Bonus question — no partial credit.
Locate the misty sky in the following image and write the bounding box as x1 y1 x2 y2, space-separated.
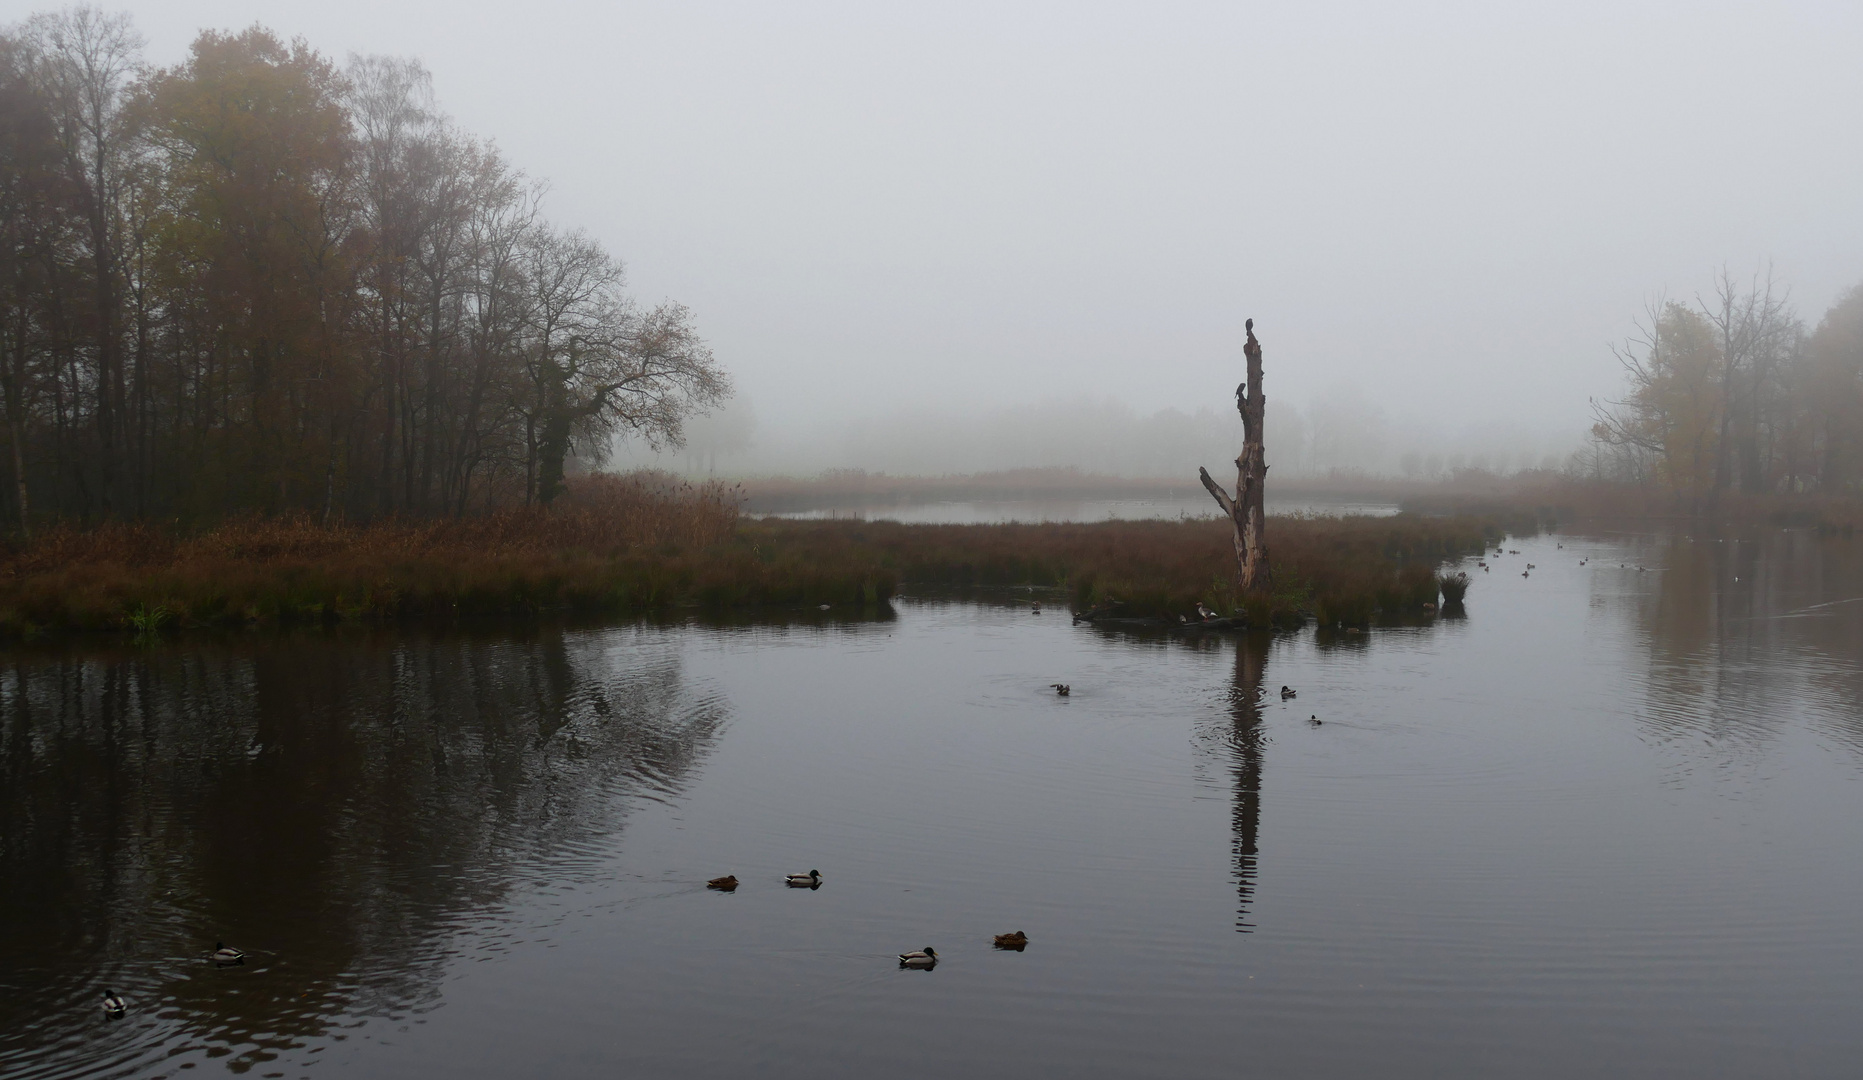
15 1 1863 458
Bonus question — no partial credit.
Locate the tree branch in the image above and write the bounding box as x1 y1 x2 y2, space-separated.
1198 466 1236 516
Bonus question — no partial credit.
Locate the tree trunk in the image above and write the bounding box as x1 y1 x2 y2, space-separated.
1199 318 1270 595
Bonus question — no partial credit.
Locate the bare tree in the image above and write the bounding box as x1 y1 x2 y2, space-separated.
26 6 142 514
1699 268 1799 513
1199 318 1269 594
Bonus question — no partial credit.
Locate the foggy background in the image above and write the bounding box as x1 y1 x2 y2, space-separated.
40 0 1863 477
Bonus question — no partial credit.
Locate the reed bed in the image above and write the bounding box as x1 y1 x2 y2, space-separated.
0 475 1500 634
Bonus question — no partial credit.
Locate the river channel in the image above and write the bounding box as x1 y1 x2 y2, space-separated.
3 524 1861 1078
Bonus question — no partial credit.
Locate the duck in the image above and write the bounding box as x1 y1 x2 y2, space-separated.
1280 686 1296 700
102 989 127 1017
1051 683 1070 697
212 942 246 966
898 947 938 968
1521 571 1529 578
706 875 739 891
1196 602 1217 621
785 870 822 888
993 931 1029 950
1309 715 1322 726
1031 600 1042 614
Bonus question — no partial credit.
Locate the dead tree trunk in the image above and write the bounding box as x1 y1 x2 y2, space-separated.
1199 318 1270 594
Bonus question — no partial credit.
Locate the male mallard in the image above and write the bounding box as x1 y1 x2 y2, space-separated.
993 931 1028 950
102 989 127 1017
898 947 938 968
1280 686 1296 700
1051 684 1070 697
707 875 739 891
213 942 246 966
785 870 822 888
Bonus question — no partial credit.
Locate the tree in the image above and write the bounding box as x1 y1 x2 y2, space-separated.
1802 286 1863 493
0 12 728 526
26 6 141 514
1199 318 1269 594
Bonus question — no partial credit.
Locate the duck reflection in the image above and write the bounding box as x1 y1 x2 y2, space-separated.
0 624 727 1077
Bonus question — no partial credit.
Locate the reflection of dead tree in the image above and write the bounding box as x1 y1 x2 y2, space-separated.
1229 631 1270 931
1200 319 1271 594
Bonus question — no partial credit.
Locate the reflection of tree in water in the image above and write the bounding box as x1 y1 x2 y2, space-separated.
0 625 726 1076
1227 632 1271 932
1632 529 1863 759
1192 631 1271 933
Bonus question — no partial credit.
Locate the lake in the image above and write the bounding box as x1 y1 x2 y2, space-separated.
4 523 1861 1078
766 493 1399 523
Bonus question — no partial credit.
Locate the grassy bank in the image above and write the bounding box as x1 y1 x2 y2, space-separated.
1403 477 1863 532
0 474 1501 635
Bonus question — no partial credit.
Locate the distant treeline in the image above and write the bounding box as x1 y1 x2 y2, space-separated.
0 10 726 529
1588 271 1863 503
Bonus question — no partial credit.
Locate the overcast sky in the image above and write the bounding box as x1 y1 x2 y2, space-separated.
11 0 1861 452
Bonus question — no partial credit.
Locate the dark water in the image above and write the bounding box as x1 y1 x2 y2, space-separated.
4 526 1862 1078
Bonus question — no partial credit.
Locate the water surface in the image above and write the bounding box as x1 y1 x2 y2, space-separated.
767 492 1398 523
4 525 1861 1078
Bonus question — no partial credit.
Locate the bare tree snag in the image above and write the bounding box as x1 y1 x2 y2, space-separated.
1199 318 1270 595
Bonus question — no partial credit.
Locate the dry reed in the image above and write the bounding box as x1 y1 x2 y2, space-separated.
0 473 1500 634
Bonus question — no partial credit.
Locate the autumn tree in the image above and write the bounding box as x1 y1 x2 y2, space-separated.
0 9 728 529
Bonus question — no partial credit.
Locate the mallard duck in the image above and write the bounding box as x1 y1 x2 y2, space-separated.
1309 715 1322 726
706 875 739 890
102 989 127 1017
1051 684 1070 696
213 942 246 966
993 931 1028 950
785 870 822 888
1031 600 1042 614
1280 686 1296 700
898 947 938 968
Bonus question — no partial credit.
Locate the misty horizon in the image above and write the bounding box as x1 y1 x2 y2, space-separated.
60 0 1863 476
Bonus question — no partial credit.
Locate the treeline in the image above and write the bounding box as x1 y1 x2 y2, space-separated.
1588 270 1863 504
0 8 725 530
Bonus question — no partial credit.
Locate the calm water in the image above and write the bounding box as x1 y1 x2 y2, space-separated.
4 525 1862 1078
768 493 1399 523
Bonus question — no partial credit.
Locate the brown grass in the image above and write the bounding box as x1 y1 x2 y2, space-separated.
1404 476 1863 532
0 472 1501 635
732 512 1498 627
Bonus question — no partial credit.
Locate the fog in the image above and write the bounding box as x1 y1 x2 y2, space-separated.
54 0 1863 476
